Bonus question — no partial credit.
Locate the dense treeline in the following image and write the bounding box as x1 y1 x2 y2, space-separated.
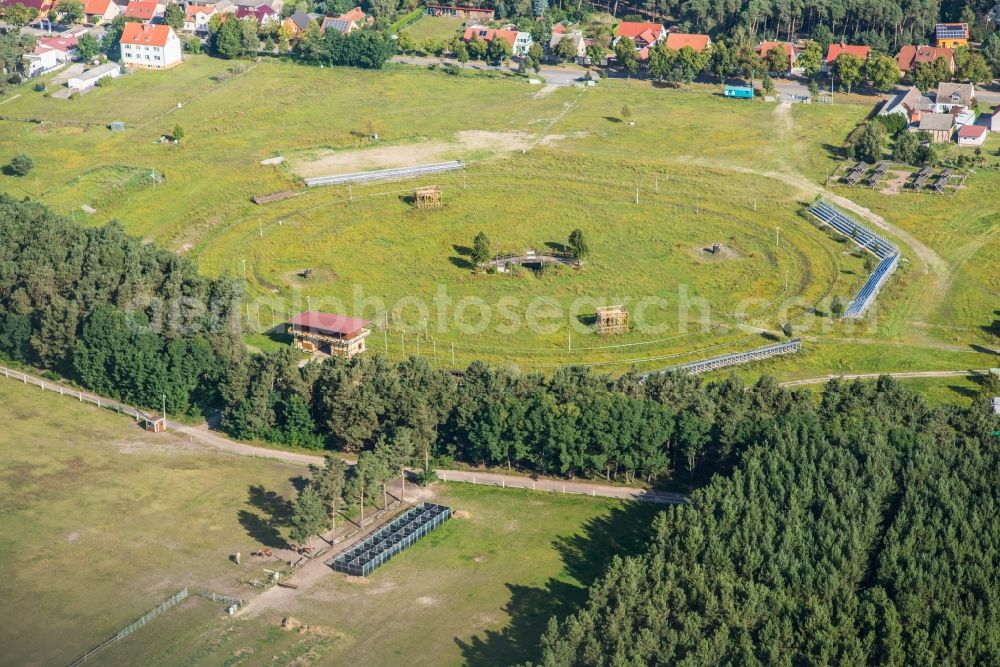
537 377 1000 665
0 196 814 483
0 195 242 413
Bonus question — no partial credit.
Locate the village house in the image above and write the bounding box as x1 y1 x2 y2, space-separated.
426 4 494 21
183 5 216 34
119 23 182 69
321 16 358 34
549 30 587 64
233 0 282 14
935 22 969 49
823 42 870 73
234 3 277 24
123 0 162 22
935 81 975 109
758 41 796 75
288 311 370 358
918 112 955 143
896 45 954 74
879 85 933 125
283 11 320 37
67 62 122 90
613 22 667 53
664 32 711 53
1 0 56 19
990 107 1000 133
83 0 120 24
25 31 81 77
957 124 988 147
462 25 533 57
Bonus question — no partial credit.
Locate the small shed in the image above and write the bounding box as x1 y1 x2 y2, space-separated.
143 416 166 433
596 305 628 335
109 120 125 132
724 85 754 99
957 124 988 147
67 62 122 91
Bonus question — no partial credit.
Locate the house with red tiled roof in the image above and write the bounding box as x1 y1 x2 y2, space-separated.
120 22 182 69
896 45 954 74
288 311 371 357
462 25 533 56
183 4 215 34
123 0 161 22
758 41 795 74
1 0 55 18
235 4 278 24
823 42 870 72
337 6 369 23
614 21 666 50
83 0 119 23
664 32 711 53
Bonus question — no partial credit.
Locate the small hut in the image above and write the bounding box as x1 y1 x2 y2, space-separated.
596 305 628 335
414 185 441 209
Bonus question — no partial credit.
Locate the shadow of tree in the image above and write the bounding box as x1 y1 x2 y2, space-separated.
239 484 294 548
455 501 662 666
451 244 475 270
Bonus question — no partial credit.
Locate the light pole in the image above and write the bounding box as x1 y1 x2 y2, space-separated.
775 227 781 247
240 258 247 280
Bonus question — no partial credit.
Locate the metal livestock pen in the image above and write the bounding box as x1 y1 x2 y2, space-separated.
331 503 452 577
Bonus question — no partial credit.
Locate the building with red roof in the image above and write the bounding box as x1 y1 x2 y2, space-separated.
614 21 666 50
120 23 182 69
462 25 533 56
1 0 55 18
957 123 987 147
758 41 795 74
664 32 711 53
896 45 954 73
83 0 120 24
123 0 160 22
824 42 870 64
288 311 371 357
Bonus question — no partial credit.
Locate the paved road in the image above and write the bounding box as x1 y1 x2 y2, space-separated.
780 369 991 387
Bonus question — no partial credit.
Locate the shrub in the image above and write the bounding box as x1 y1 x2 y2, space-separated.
8 153 34 177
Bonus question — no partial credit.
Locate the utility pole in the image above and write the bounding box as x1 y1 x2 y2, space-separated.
240 258 247 280
162 394 166 424
401 333 405 356
635 185 639 205
307 296 312 311
568 331 572 351
258 219 263 239
775 227 781 247
451 342 455 366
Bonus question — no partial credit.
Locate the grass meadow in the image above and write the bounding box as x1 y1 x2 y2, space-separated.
0 56 996 379
0 379 658 666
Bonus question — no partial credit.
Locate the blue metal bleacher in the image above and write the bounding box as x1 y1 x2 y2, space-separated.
808 200 900 318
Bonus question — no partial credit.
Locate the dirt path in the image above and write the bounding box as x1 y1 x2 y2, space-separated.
780 368 991 387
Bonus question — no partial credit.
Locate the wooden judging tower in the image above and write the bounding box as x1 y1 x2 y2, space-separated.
414 185 441 209
288 311 371 358
596 305 628 335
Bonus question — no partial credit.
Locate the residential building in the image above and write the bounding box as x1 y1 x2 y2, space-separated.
823 42 870 72
758 41 796 75
119 23 182 69
426 4 494 21
321 16 358 35
935 22 969 49
614 22 667 51
990 107 1000 132
462 25 533 57
83 0 120 24
896 45 955 73
183 5 215 34
918 112 955 143
288 311 370 358
123 0 161 22
24 45 63 77
936 81 975 109
664 32 711 53
234 3 277 24
283 11 320 36
1 0 56 19
233 0 282 13
549 30 587 64
337 6 369 24
67 62 122 90
957 124 988 147
879 85 933 124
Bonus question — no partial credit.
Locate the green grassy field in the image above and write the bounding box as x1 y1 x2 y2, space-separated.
405 15 466 43
0 56 996 376
0 378 658 666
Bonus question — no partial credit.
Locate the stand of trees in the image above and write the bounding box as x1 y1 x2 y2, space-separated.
539 376 1000 665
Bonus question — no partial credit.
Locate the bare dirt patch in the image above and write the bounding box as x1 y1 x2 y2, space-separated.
452 509 471 519
288 131 572 178
690 243 741 262
880 170 910 195
66 531 81 542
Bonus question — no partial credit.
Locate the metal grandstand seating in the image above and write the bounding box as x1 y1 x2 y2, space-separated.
866 162 888 188
910 167 932 189
808 200 900 318
304 162 465 187
331 503 451 577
